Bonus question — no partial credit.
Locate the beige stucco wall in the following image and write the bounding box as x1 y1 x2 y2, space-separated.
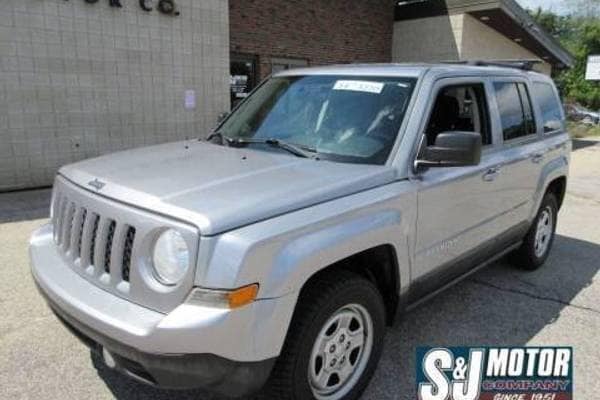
460 14 552 75
392 13 552 75
392 14 463 63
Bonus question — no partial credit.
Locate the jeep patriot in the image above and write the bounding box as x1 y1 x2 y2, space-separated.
30 63 570 400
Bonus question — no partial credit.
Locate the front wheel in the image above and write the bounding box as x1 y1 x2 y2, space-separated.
266 270 386 400
511 193 558 270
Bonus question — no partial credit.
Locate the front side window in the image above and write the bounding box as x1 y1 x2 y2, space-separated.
425 83 491 146
494 82 537 141
533 82 564 133
217 75 417 164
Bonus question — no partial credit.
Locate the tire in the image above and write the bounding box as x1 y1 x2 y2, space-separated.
511 193 558 270
265 270 386 400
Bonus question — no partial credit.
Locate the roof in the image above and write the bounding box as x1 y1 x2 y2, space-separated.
394 0 574 69
274 62 553 80
275 63 425 78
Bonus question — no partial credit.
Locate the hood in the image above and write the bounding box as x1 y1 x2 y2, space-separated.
59 140 398 235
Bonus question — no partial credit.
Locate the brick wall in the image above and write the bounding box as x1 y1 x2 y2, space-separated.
229 0 395 79
0 0 230 191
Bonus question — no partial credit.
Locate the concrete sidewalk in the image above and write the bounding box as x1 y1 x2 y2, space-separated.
1 140 599 399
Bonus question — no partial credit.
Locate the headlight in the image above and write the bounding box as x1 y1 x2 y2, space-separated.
152 229 190 286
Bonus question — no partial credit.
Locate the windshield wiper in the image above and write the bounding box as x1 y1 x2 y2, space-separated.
206 131 234 143
206 133 319 159
228 137 319 159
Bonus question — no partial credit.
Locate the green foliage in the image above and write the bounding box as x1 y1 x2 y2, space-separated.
530 7 600 110
558 22 600 109
531 8 572 38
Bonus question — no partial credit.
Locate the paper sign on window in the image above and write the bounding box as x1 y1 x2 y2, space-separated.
333 80 384 94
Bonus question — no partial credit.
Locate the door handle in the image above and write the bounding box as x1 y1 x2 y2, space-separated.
531 153 544 164
483 167 500 182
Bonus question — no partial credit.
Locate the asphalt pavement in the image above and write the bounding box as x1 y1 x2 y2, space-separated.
1 139 599 399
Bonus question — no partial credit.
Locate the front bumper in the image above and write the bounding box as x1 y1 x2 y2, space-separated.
30 224 295 396
43 288 275 396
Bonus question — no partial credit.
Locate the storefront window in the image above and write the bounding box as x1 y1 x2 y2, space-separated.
230 54 258 108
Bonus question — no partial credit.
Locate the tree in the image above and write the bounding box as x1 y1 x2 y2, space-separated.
530 8 600 109
531 8 570 38
558 21 600 109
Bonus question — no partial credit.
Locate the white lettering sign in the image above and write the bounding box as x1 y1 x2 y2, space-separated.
585 55 600 80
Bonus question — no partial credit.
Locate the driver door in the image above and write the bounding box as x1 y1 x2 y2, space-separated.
410 78 514 300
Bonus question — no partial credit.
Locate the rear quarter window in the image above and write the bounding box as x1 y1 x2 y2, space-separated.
533 82 564 133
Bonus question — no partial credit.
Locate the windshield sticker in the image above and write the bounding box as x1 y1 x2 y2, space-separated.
333 80 384 94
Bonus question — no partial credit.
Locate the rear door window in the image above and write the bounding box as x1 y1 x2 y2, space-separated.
533 82 564 133
494 82 537 141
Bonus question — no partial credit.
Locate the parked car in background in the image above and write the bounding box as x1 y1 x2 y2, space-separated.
565 103 600 124
30 62 570 400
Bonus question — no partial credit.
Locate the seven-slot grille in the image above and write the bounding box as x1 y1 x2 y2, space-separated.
48 176 198 313
52 192 136 284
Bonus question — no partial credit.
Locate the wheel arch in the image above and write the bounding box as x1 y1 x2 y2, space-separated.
531 154 568 221
545 176 567 209
298 244 401 326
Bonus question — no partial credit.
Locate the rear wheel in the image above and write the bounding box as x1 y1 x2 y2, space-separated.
266 270 386 400
511 193 558 270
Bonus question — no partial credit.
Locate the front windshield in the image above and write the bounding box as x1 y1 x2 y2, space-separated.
216 75 417 164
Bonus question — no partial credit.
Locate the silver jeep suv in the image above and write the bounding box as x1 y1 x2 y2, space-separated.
30 63 570 399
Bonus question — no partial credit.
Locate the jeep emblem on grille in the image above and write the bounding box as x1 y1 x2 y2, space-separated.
88 179 106 191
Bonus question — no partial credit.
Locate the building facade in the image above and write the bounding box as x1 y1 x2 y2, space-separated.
1 0 230 191
0 0 573 191
392 0 574 76
227 0 395 105
393 13 553 75
229 0 395 79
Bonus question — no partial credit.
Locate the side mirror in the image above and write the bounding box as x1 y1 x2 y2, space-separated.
416 131 482 168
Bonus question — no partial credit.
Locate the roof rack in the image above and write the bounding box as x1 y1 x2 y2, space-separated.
442 59 543 71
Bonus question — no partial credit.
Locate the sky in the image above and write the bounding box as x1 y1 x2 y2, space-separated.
515 0 571 14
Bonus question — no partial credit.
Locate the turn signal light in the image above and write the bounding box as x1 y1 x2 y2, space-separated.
185 284 259 309
227 284 259 309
